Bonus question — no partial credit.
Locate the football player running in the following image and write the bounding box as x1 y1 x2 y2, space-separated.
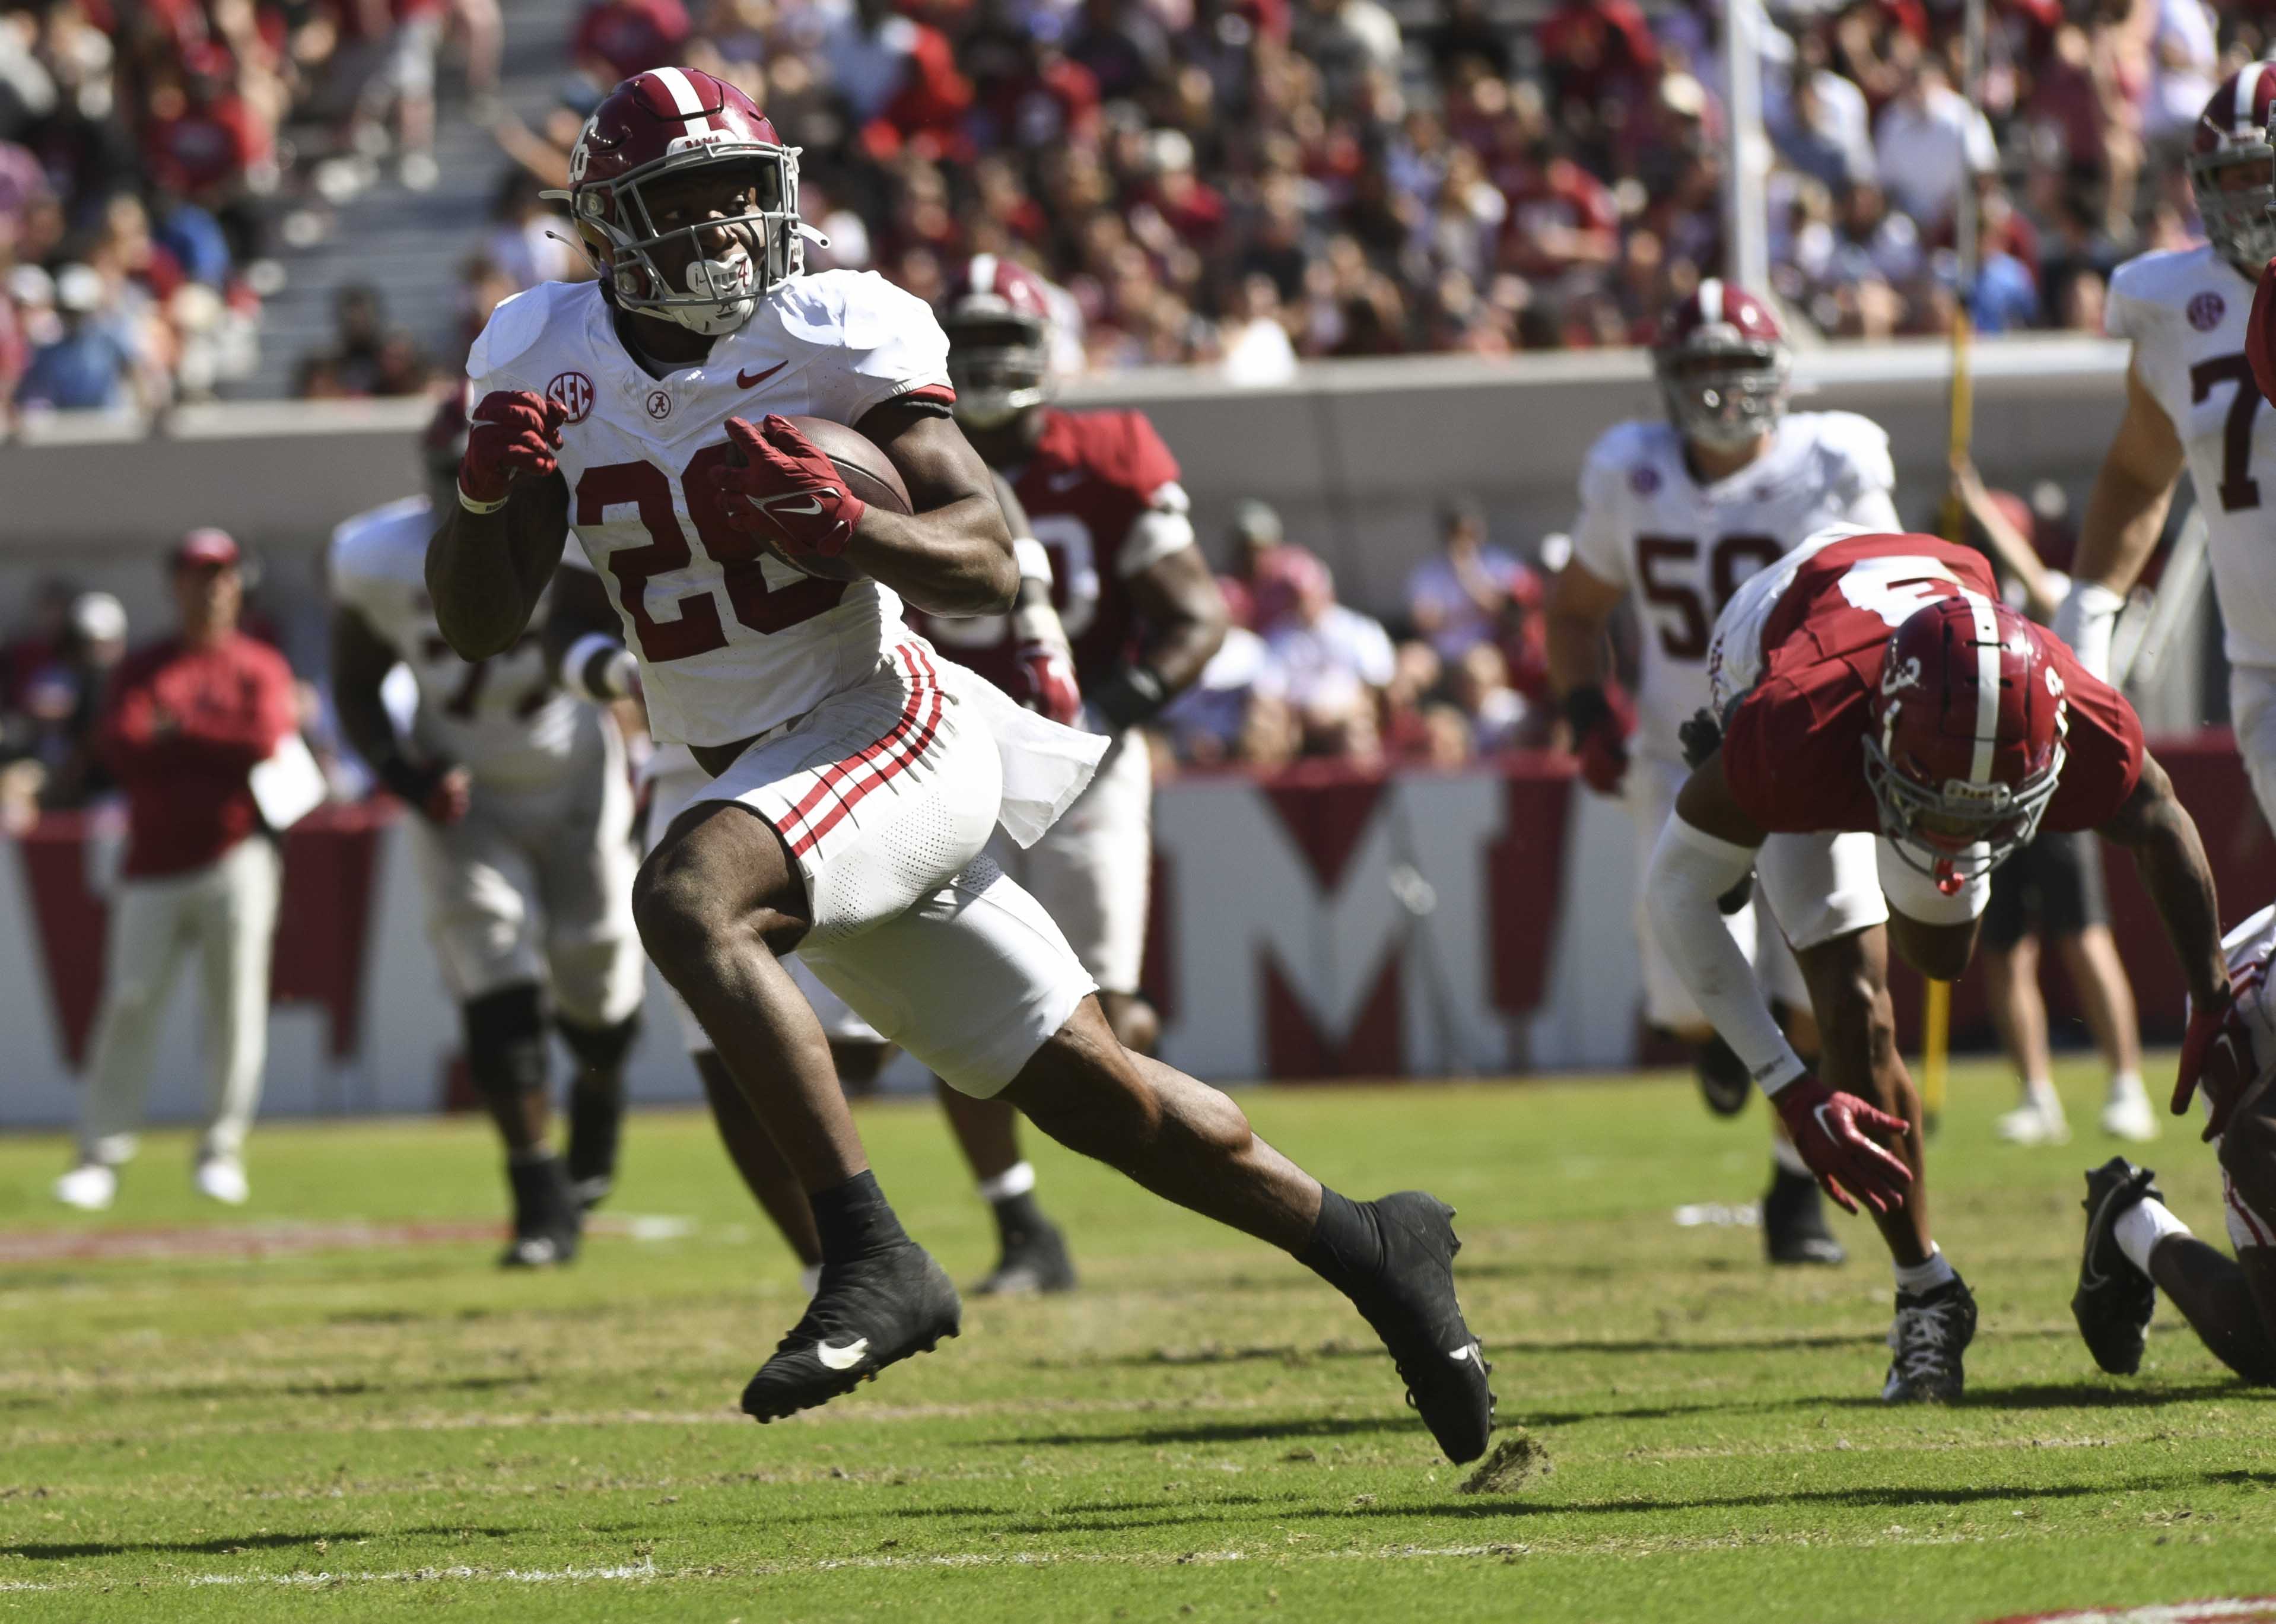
905 253 1231 1264
1645 527 2232 1401
331 390 646 1267
2070 902 2276 1387
424 68 1493 1461
2059 72 2276 955
1547 281 1899 1269
554 469 1089 1298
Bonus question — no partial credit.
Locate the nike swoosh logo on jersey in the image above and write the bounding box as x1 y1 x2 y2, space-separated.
815 1337 870 1371
738 361 788 389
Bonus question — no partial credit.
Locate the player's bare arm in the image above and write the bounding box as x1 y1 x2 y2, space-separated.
1544 560 1624 694
2096 751 2232 1010
843 402 1019 615
1120 538 1228 704
2061 361 2183 667
427 460 571 659
330 599 470 825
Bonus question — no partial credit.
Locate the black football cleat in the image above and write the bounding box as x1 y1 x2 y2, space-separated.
1339 1192 1496 1464
972 1197 1077 1296
1881 1275 1977 1403
565 1086 624 1213
500 1155 581 1269
1763 1166 1846 1267
2072 1157 2161 1375
1694 1034 1752 1118
742 1241 962 1422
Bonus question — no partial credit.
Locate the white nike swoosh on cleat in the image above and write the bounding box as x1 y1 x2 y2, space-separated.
815 1337 870 1371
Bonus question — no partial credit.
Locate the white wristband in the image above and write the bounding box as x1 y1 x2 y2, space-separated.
563 632 636 703
1012 535 1052 584
457 480 508 516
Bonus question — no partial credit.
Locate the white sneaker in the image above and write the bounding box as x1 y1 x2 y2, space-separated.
1996 1098 2071 1146
2102 1082 2160 1143
53 1162 117 1210
193 1156 249 1205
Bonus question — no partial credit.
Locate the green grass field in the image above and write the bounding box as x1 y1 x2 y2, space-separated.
3 1059 2273 1623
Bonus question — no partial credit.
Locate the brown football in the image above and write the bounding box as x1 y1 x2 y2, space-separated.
759 415 912 582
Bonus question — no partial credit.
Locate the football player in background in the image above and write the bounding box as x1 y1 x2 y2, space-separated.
2070 902 2276 1387
908 255 1229 1063
2059 70 2276 845
331 392 646 1267
1547 281 1899 1267
1645 528 2232 1401
555 466 1091 1298
427 69 1494 1462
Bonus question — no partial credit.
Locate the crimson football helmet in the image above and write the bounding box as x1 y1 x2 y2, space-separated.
546 67 811 337
2191 64 2276 276
1863 594 2070 881
1653 279 1790 452
937 253 1058 431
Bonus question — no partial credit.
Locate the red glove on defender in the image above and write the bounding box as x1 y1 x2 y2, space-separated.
1772 1073 1914 1215
1012 638 1083 726
1562 683 1634 796
459 391 565 509
2174 988 2248 1142
711 415 867 559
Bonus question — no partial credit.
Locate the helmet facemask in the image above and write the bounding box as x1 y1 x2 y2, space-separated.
2192 136 2276 277
1861 718 2067 885
551 143 804 338
1656 336 1789 452
944 313 1051 431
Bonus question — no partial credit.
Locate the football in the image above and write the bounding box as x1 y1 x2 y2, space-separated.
760 415 912 582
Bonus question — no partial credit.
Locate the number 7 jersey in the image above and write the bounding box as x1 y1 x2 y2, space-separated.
2108 242 2276 669
1569 409 1899 761
466 270 955 749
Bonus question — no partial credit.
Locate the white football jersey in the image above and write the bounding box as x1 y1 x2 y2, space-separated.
2221 901 2276 1090
466 270 953 747
330 494 590 792
1570 410 1900 758
2109 244 2276 669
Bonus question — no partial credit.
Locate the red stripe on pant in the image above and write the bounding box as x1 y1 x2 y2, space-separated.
779 648 945 859
2229 1175 2275 1247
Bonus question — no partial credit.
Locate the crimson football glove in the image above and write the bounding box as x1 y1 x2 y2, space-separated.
1563 682 1633 796
2174 987 2248 1142
1012 638 1083 726
709 415 866 559
1771 1072 1914 1216
459 390 565 510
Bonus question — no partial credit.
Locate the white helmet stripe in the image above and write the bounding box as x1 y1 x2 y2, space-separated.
650 66 713 135
1699 278 1724 323
1963 590 2001 784
968 252 999 300
2239 62 2268 133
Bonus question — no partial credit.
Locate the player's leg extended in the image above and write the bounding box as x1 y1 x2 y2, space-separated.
632 800 869 1193
807 860 1495 1463
2060 927 2149 1136
696 1048 823 1277
1982 931 2070 1144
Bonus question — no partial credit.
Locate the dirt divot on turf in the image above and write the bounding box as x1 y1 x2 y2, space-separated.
1458 1431 1551 1494
0 1215 686 1264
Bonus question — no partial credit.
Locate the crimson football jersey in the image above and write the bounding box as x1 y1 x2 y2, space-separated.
1716 533 2145 836
913 408 1192 698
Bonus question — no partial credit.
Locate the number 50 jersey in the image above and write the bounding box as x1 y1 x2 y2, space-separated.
1569 409 1898 761
2109 243 2276 669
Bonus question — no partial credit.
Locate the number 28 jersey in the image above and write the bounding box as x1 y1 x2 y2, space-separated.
466 271 955 749
2108 243 2276 669
1569 410 1898 761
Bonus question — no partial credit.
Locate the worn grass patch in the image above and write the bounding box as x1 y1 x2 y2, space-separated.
2 1061 2273 1622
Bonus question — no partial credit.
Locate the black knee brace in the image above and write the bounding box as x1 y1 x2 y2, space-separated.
462 984 549 1101
557 1010 642 1076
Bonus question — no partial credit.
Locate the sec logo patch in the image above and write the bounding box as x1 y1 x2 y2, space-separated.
546 370 594 425
646 389 673 421
2188 290 2226 331
1630 465 1661 495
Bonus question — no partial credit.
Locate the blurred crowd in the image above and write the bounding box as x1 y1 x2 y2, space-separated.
438 0 2261 384
0 0 500 416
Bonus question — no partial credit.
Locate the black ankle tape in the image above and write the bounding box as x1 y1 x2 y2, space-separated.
810 1169 907 1262
1300 1187 1385 1296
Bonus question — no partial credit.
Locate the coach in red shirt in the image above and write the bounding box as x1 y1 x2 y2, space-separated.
54 529 298 1213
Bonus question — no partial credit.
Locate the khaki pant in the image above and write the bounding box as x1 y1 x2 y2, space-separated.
80 835 282 1165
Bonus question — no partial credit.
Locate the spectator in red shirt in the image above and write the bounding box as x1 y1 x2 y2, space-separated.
53 529 299 1215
